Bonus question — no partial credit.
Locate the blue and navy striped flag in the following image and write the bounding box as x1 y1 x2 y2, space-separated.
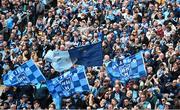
2 59 46 86
46 65 90 97
105 52 147 83
44 42 103 72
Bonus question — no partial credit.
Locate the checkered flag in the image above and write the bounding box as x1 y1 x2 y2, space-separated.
46 65 90 97
106 52 147 83
2 59 46 86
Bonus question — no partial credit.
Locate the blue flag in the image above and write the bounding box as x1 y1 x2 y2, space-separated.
69 42 103 66
2 59 46 86
106 52 147 83
44 42 103 72
46 65 90 97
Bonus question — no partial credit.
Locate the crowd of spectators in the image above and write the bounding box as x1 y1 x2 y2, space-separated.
0 0 180 109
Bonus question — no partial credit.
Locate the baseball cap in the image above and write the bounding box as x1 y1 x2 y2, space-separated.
7 94 13 97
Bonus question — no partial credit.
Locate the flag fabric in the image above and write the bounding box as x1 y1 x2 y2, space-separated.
105 52 147 83
46 65 90 97
44 42 103 72
45 50 78 72
51 93 62 110
2 59 46 86
69 42 103 66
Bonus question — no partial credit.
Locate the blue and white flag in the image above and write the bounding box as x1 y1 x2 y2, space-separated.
44 50 77 72
44 42 103 72
106 52 147 83
46 65 90 97
2 59 46 86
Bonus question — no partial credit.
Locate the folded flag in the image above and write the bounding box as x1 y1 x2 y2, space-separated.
46 65 90 97
105 52 147 83
44 42 103 72
2 59 46 86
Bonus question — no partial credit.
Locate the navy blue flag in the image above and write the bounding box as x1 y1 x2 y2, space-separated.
69 42 103 66
46 65 90 97
106 52 147 83
44 42 103 72
2 59 46 86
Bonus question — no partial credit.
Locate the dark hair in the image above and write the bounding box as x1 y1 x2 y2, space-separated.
33 100 40 105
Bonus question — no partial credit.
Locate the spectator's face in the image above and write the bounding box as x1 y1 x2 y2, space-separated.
23 97 28 101
133 84 138 89
3 103 9 109
108 87 112 94
1 1 6 7
34 102 40 109
0 14 5 20
126 90 132 98
114 84 120 92
3 41 7 47
104 55 110 62
115 38 120 44
111 99 117 106
47 27 52 33
172 80 177 86
27 103 32 109
103 80 109 87
10 104 17 110
10 33 15 39
49 104 55 110
115 80 120 85
48 12 52 17
124 99 129 106
7 96 13 101
28 22 32 27
140 94 146 102
0 35 3 41
87 73 92 79
173 63 178 70
104 92 109 99
108 104 113 110
159 53 164 59
35 0 39 3
147 67 153 74
100 99 106 107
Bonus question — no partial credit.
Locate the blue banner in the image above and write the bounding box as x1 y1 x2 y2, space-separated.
2 59 46 86
44 42 103 72
106 52 147 83
46 65 90 97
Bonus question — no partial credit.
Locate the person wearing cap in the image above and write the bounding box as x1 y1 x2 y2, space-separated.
97 77 111 99
17 94 29 109
5 94 16 106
